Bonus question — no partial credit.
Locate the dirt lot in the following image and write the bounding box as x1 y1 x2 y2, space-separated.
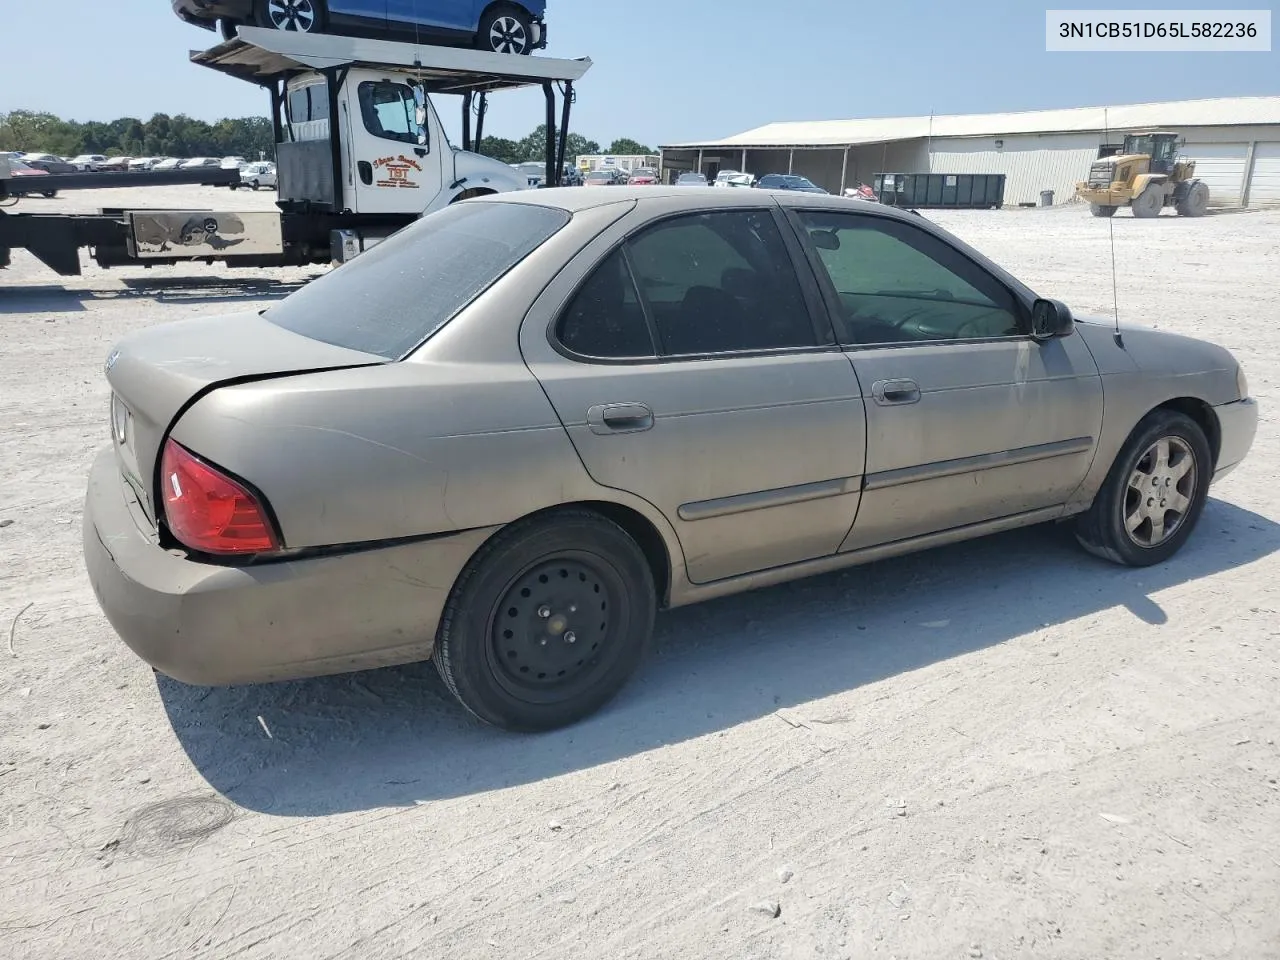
2 188 1278 960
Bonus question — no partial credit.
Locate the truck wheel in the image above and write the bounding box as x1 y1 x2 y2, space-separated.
477 4 533 54
434 509 656 732
1131 185 1163 218
1176 181 1209 217
1074 410 1212 568
255 0 324 32
1090 203 1117 217
219 18 238 41
42 191 58 199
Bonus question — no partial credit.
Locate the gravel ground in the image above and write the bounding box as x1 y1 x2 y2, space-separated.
1 189 1278 960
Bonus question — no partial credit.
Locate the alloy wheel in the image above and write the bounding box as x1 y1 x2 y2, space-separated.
1123 436 1197 547
488 16 528 54
266 0 317 32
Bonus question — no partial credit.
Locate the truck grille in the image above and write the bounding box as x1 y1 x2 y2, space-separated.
1087 163 1113 188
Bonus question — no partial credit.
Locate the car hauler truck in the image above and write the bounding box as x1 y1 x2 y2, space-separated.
0 27 590 276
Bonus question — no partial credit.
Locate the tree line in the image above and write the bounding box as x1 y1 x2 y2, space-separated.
1 110 276 160
1 109 653 164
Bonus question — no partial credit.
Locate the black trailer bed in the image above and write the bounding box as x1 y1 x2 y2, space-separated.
0 166 240 199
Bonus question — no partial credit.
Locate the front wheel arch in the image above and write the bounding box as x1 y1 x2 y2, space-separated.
1153 397 1220 470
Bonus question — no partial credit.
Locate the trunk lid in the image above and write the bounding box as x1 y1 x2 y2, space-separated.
105 310 384 526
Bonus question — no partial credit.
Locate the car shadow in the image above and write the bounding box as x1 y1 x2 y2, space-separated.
0 276 315 314
156 498 1279 816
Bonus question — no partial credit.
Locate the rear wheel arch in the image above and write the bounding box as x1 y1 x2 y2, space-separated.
457 500 675 608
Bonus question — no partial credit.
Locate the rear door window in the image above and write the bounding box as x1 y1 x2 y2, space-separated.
264 201 570 359
623 210 817 355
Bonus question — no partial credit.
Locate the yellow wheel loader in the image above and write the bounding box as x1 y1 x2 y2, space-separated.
1075 132 1209 219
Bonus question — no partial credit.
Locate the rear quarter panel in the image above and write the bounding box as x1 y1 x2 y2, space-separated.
170 200 684 564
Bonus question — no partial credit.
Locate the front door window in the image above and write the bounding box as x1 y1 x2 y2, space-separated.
357 80 427 149
793 210 1025 345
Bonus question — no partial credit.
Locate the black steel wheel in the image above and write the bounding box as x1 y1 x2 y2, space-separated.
435 510 656 732
1090 203 1117 218
477 4 533 55
255 0 325 32
1075 409 1212 567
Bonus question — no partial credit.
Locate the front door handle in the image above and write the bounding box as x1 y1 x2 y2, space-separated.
871 378 921 406
587 402 654 435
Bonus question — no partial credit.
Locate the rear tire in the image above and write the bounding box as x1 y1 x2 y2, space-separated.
41 190 58 198
1131 185 1164 218
219 18 238 41
434 510 656 732
1176 181 1209 217
1074 410 1212 567
255 0 325 32
1090 203 1117 218
476 4 534 55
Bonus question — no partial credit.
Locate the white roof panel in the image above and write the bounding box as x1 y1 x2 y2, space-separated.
663 96 1280 149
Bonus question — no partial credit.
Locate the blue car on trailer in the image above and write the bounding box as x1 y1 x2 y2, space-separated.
171 0 548 54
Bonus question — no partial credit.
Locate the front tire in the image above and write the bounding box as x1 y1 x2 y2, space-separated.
1131 185 1164 218
1074 410 1212 567
255 0 324 32
1090 203 1117 218
435 510 657 732
477 4 534 55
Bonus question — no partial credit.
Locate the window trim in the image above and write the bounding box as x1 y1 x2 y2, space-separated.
783 207 1034 351
548 206 839 366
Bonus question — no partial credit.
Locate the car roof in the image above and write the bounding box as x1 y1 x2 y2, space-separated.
480 184 927 224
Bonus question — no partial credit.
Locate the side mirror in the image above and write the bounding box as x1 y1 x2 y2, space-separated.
1031 298 1074 340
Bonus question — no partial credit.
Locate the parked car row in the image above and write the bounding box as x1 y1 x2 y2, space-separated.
583 166 661 186
0 152 278 192
0 151 266 174
672 170 832 193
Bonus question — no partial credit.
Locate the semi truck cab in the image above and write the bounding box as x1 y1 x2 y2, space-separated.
280 67 525 217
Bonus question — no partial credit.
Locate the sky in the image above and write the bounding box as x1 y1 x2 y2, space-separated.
1 0 1276 148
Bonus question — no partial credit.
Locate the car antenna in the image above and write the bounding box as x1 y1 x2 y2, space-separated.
1104 107 1124 348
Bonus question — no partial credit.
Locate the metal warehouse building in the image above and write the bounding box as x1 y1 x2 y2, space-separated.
660 96 1280 208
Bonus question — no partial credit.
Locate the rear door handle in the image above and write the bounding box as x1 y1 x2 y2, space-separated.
587 402 654 435
871 378 921 406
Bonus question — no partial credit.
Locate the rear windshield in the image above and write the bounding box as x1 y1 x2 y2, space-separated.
264 201 570 359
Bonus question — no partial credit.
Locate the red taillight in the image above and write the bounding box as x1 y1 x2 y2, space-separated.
159 439 279 555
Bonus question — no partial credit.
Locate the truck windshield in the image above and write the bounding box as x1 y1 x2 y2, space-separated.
263 201 571 360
